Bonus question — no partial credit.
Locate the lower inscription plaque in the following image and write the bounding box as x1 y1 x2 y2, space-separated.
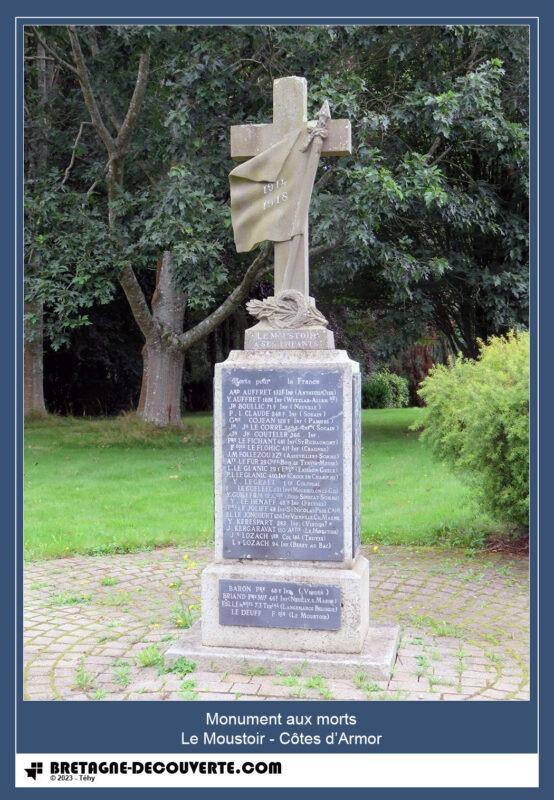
219 579 341 630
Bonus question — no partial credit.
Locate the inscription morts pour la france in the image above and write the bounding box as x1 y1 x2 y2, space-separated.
222 368 344 561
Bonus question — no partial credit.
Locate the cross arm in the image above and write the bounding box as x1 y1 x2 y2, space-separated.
230 123 273 161
230 119 352 161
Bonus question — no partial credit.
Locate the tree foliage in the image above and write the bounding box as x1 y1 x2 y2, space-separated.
24 174 116 348
24 24 529 403
306 25 529 358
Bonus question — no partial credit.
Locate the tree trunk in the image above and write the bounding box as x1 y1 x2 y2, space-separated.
139 341 184 426
24 42 51 417
137 252 186 426
24 301 46 416
136 343 149 415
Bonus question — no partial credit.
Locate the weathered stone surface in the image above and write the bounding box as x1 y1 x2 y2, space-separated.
167 618 399 681
201 556 369 653
244 323 334 350
230 77 351 162
230 76 352 296
214 349 360 566
352 372 361 557
219 578 342 630
230 118 352 161
246 290 328 329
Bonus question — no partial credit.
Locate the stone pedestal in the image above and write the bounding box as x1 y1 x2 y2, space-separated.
201 555 369 653
167 332 399 681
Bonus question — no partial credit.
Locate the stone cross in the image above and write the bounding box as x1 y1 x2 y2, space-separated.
230 76 351 296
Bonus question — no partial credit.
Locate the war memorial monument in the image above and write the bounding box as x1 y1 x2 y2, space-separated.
167 76 400 680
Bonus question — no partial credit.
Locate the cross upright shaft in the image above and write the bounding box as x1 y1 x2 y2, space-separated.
272 77 308 295
230 76 351 296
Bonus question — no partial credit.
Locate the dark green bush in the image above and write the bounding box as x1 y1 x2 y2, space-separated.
362 370 410 409
362 372 391 408
385 371 410 408
418 331 529 532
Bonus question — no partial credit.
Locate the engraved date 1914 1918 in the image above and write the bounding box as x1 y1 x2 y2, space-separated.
263 179 288 210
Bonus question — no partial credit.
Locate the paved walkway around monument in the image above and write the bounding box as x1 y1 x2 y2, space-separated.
24 545 529 702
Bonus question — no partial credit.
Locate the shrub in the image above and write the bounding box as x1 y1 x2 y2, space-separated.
418 331 529 532
386 371 410 408
362 370 410 409
362 372 390 408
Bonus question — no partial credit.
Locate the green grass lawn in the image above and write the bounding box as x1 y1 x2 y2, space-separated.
24 409 496 560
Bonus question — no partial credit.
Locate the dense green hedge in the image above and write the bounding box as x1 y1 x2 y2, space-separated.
418 331 529 532
361 370 410 409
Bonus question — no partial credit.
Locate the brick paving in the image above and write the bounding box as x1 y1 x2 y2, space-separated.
24 545 529 702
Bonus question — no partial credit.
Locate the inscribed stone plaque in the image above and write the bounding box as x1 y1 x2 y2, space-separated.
352 372 361 556
219 579 341 630
222 368 343 561
245 326 334 351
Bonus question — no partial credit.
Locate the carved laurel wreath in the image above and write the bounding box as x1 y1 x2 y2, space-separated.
246 290 328 329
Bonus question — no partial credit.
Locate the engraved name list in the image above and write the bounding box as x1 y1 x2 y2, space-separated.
222 368 344 561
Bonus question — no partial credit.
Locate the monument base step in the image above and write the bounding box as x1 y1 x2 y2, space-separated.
165 621 400 682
